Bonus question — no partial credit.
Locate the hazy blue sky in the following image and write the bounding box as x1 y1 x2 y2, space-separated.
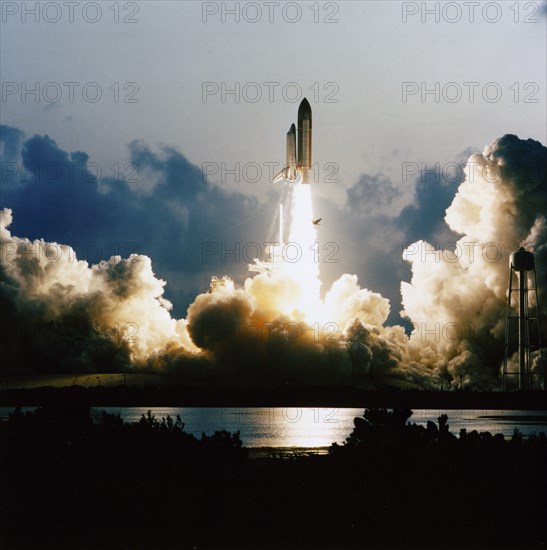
1 0 546 322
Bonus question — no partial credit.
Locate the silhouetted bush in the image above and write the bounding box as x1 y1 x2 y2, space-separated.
0 405 246 472
330 408 545 462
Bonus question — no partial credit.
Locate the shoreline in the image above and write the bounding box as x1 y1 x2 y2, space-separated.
246 446 330 459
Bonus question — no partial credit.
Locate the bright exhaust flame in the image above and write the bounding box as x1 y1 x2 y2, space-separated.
247 182 326 324
279 184 322 322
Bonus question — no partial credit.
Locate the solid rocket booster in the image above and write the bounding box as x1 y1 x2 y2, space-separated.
285 123 297 181
273 98 312 184
297 98 312 184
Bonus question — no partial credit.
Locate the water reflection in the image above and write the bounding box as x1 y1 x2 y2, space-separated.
1 407 545 447
91 407 547 447
269 407 358 447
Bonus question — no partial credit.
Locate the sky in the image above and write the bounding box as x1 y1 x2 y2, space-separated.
1 1 546 387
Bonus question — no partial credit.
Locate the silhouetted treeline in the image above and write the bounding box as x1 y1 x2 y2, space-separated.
1 407 546 549
331 407 546 457
1 384 547 408
1 405 246 468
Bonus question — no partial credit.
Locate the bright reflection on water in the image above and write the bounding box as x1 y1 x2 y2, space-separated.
92 408 547 447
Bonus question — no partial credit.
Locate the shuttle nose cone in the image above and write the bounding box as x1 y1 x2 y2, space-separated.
298 98 311 119
299 97 311 110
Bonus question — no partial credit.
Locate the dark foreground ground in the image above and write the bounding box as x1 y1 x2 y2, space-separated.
1 407 546 550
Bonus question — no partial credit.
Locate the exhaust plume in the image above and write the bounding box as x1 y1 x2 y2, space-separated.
1 134 545 389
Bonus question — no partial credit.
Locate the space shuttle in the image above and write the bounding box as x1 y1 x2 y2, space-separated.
273 98 312 184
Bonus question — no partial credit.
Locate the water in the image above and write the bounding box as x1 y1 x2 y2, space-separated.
3 407 544 448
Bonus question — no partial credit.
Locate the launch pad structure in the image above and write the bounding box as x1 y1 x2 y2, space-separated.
502 247 545 390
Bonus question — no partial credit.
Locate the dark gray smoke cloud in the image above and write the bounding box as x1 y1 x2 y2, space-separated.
0 125 275 318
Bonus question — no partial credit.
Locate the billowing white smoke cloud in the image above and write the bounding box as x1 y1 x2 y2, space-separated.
0 203 413 385
1 134 545 389
0 208 196 373
401 135 547 389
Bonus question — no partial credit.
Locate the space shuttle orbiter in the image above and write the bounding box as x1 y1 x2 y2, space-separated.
273 98 312 184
